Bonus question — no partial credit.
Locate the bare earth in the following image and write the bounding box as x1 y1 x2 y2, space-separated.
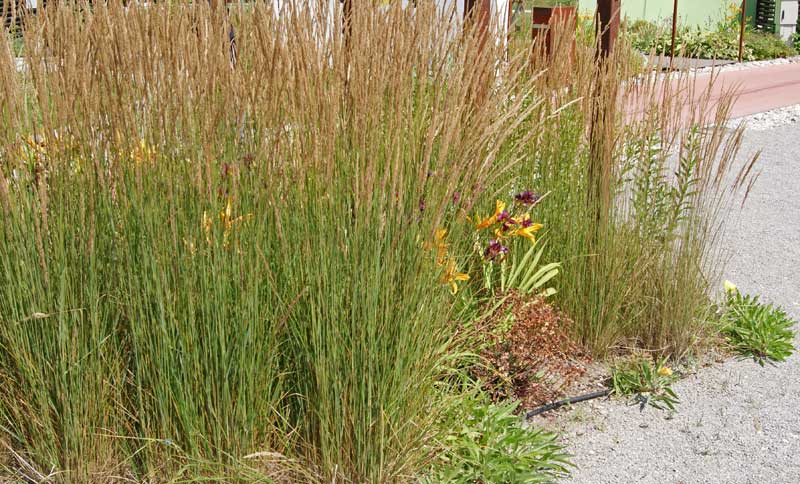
556 121 800 484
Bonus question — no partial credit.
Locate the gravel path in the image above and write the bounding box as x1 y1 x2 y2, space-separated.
691 56 800 75
657 56 800 81
727 104 800 131
556 120 800 484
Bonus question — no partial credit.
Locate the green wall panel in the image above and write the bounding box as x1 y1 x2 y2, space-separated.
577 0 760 29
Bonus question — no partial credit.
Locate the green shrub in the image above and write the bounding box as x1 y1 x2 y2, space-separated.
627 19 664 53
720 289 796 365
611 357 680 411
626 2 795 60
425 392 571 484
795 10 800 52
746 32 796 59
629 23 794 61
632 26 749 60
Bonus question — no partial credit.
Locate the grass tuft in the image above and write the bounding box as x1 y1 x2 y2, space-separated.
721 292 796 366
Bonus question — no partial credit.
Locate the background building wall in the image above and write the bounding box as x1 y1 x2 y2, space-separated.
577 0 755 29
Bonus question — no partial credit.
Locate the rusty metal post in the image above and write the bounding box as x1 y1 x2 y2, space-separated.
465 0 491 45
342 0 353 53
464 0 492 105
341 0 354 123
739 0 748 62
589 0 620 247
670 0 679 69
597 0 621 58
505 0 515 60
478 0 491 46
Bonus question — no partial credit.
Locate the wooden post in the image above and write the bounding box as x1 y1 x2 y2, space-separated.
597 0 620 58
209 0 237 67
342 0 353 53
465 0 491 43
670 0 679 69
739 0 748 62
341 0 354 123
464 0 492 105
507 0 514 57
588 0 620 246
478 0 491 52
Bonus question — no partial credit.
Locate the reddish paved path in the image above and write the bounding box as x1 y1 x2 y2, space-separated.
706 62 800 119
625 62 800 126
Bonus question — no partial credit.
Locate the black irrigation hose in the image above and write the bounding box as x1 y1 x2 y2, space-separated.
525 389 612 419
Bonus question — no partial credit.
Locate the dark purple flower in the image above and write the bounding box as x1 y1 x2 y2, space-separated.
496 211 518 232
241 153 255 170
515 191 541 206
452 191 461 205
496 211 514 224
484 239 509 260
521 218 533 228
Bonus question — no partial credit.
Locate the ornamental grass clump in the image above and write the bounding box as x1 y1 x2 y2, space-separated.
502 22 758 355
0 1 551 482
0 1 761 481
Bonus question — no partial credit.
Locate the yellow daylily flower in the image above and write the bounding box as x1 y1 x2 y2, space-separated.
426 228 470 294
657 367 673 377
434 228 450 265
222 199 233 225
202 210 214 245
203 199 253 249
509 223 544 243
474 200 506 230
424 228 451 265
723 280 738 295
20 135 47 160
131 139 157 165
220 199 254 249
512 213 531 225
184 238 197 257
442 259 470 295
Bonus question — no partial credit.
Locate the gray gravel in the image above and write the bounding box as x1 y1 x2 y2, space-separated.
727 104 800 132
656 56 800 81
694 56 800 74
556 122 800 484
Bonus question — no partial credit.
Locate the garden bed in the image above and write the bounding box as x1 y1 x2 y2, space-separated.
1 2 789 483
